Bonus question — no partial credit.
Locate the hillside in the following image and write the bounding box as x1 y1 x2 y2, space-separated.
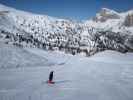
0 4 133 56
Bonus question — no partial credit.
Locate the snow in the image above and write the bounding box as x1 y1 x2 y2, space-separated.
85 8 133 35
89 50 133 64
0 43 54 68
0 43 133 100
0 3 133 56
100 8 119 15
0 4 133 100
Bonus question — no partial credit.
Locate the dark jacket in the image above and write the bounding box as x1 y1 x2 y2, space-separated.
49 71 54 81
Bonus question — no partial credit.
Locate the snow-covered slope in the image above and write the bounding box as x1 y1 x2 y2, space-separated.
0 4 133 56
0 43 133 100
0 43 54 68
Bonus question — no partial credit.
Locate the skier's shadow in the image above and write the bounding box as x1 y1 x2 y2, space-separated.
55 80 71 84
41 80 71 85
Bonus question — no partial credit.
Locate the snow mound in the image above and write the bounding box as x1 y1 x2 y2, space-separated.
90 50 133 64
0 43 54 68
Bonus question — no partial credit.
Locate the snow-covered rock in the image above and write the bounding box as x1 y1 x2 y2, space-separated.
93 8 120 22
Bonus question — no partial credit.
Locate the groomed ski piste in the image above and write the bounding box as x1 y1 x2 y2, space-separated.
0 43 133 100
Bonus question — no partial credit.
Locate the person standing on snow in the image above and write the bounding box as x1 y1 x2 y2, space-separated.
48 71 54 84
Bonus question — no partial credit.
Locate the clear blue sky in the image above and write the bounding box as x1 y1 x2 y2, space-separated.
0 0 132 20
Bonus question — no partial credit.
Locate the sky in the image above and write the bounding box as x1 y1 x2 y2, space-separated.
0 0 132 20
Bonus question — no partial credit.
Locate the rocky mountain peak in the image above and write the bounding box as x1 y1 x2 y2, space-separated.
93 8 120 22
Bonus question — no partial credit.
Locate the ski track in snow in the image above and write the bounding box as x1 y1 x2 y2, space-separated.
0 45 133 100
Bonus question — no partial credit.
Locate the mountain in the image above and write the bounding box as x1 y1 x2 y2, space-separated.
93 8 120 22
0 4 133 56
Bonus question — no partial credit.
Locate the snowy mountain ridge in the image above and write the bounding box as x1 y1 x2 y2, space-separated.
0 4 133 56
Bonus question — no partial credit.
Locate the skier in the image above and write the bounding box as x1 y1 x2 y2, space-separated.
48 71 55 84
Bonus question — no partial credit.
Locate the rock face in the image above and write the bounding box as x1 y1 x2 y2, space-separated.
93 8 120 22
0 4 133 56
124 13 133 26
